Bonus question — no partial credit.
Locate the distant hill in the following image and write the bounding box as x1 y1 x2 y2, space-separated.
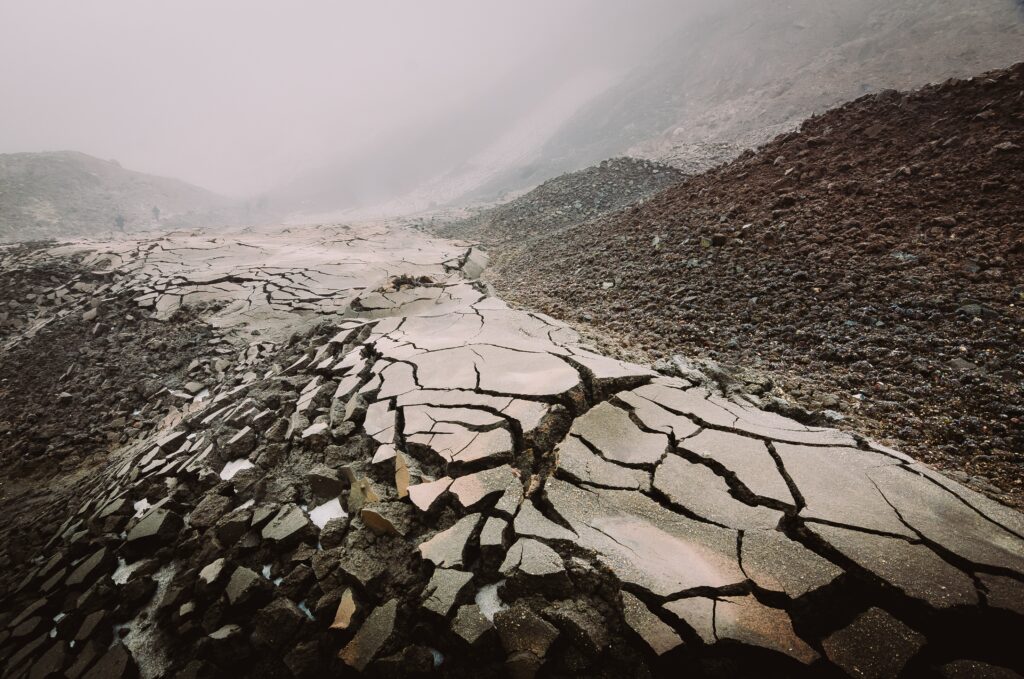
0 151 236 241
435 157 684 245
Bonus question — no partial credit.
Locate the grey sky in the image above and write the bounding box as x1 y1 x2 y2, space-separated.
0 0 696 196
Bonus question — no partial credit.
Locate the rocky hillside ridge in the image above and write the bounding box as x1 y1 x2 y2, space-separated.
492 62 1024 509
529 0 1024 183
435 158 684 246
0 151 238 242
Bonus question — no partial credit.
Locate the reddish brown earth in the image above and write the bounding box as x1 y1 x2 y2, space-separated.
492 62 1024 508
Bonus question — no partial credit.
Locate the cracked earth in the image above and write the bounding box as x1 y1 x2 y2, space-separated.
0 222 1021 678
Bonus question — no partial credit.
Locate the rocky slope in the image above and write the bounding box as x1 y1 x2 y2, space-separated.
491 62 1024 509
435 158 684 246
528 0 1024 183
1 224 1021 678
0 151 235 241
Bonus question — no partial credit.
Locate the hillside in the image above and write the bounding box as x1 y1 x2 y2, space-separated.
0 151 234 241
492 62 1024 507
467 0 1024 201
435 157 684 245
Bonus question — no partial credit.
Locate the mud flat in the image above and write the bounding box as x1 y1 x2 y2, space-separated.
0 222 1021 678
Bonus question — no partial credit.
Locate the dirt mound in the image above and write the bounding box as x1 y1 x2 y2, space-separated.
436 157 684 245
493 62 1024 507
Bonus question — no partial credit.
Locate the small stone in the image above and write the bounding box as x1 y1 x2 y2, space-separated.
360 507 403 537
65 547 112 588
225 566 271 608
208 624 243 641
418 514 480 568
452 604 494 646
408 476 453 512
126 508 183 547
542 599 609 655
339 598 399 671
347 477 381 514
621 591 682 655
494 604 559 660
261 504 315 546
320 515 351 549
74 610 109 643
197 557 226 589
330 588 358 630
189 494 233 530
252 597 306 649
183 381 205 395
306 464 343 501
82 644 137 679
224 426 258 458
421 568 474 617
394 452 410 498
480 516 508 552
823 607 925 679
214 509 251 546
30 641 68 679
284 641 321 678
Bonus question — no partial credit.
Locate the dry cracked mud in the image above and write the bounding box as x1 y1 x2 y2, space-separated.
0 222 1021 678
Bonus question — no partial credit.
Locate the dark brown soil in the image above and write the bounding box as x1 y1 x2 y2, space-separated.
490 62 1024 509
0 253 222 575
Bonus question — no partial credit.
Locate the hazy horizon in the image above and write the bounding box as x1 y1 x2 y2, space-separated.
0 0 700 197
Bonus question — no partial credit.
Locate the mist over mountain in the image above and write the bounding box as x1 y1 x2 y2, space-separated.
463 0 1024 203
0 151 236 241
1 1 1021 224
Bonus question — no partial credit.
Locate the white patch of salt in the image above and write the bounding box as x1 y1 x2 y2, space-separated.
474 581 507 622
297 601 315 621
132 499 151 518
308 498 346 529
220 459 254 481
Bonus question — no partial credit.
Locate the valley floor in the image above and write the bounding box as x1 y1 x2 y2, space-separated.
0 222 1021 678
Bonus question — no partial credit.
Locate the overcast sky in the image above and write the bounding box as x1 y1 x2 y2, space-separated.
0 1 697 196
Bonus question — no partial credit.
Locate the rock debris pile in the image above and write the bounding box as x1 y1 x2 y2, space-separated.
0 221 1021 678
437 158 684 246
491 62 1024 509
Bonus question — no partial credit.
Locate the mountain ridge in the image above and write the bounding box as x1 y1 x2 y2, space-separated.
0 150 237 241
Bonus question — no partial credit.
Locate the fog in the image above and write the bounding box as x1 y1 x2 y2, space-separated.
0 0 701 197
